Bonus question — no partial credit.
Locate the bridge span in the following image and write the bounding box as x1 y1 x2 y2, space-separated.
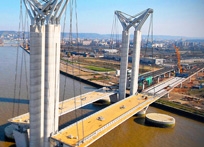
8 88 115 126
8 68 204 147
51 93 158 147
50 76 187 147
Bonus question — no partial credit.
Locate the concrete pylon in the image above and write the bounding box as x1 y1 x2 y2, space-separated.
136 106 149 117
29 25 45 147
119 30 130 100
44 24 60 147
157 77 160 83
115 8 153 98
23 1 69 147
142 82 145 90
130 30 141 95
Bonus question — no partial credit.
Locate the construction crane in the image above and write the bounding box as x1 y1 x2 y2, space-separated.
173 45 188 78
173 45 182 73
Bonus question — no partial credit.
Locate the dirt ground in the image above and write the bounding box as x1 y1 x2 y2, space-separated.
162 72 204 110
61 57 158 86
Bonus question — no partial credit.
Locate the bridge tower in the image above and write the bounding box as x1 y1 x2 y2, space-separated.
23 1 69 147
130 8 153 95
115 9 153 100
115 11 131 100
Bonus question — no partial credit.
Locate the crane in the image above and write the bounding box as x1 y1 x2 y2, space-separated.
173 45 182 73
173 45 188 78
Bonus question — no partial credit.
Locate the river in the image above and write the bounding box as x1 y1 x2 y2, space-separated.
0 46 203 147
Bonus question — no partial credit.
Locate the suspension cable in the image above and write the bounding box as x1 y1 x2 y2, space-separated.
12 0 23 117
140 12 153 90
110 13 116 49
17 45 25 115
59 0 68 124
24 11 29 102
69 0 80 141
150 14 156 95
74 0 85 141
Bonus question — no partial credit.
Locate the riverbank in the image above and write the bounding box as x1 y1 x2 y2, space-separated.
151 99 204 122
61 68 204 122
60 70 103 88
1 46 204 147
19 46 204 122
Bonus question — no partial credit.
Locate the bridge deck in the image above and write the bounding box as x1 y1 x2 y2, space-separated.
8 88 114 125
51 93 159 147
143 77 184 95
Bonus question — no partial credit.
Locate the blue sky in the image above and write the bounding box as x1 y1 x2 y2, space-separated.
0 0 204 38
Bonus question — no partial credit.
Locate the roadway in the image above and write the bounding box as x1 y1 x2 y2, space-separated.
51 76 187 147
143 77 185 96
8 88 115 126
140 67 174 79
51 93 158 147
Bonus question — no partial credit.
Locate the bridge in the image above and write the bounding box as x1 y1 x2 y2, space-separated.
50 67 204 147
50 74 203 147
8 67 204 147
6 1 204 147
8 87 115 126
51 93 157 147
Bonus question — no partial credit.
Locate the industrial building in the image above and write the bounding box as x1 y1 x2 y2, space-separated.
140 57 165 65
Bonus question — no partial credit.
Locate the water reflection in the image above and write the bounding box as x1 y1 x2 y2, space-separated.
0 97 29 104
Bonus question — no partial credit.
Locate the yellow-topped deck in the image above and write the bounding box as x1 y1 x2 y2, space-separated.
51 94 160 147
8 88 114 125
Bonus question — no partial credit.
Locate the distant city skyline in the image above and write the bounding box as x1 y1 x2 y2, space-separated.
0 0 204 38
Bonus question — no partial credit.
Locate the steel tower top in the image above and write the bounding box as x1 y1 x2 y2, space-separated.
23 0 69 25
115 8 153 31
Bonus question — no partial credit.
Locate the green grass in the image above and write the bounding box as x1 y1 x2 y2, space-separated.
85 66 113 72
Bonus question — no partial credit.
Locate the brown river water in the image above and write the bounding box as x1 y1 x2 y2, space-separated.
0 46 204 147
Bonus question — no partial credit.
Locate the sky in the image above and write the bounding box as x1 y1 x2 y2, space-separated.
0 0 204 38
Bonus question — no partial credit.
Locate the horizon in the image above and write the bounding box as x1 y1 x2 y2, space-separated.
1 30 204 40
0 0 204 38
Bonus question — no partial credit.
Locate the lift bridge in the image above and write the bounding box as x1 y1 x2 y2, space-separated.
7 1 204 147
10 76 189 147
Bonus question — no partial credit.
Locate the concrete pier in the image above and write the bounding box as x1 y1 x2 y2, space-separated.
29 25 45 147
130 30 141 95
157 77 160 83
44 24 60 147
145 113 175 128
119 30 130 100
136 106 148 117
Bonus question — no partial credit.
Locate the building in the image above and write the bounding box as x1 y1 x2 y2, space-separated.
103 49 118 53
82 40 92 45
140 57 164 65
152 43 163 48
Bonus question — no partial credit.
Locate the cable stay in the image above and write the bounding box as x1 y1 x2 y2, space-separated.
110 13 120 49
141 13 155 91
59 0 86 143
12 0 29 118
74 0 85 141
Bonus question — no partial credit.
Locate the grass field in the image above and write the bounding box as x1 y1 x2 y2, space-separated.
85 65 113 72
